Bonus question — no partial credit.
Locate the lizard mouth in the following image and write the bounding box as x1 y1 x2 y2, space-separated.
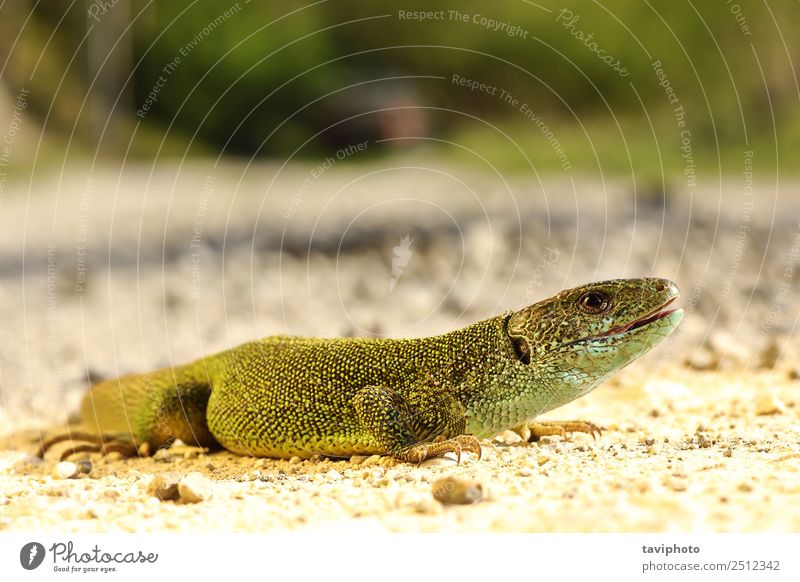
591 296 680 339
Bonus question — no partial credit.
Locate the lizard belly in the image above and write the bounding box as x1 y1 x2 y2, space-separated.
205 340 389 458
206 380 384 458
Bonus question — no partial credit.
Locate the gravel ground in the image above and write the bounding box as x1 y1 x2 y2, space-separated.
1 161 799 532
3 367 799 532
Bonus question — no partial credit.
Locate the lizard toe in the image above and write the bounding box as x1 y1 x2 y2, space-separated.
397 435 483 464
528 420 602 442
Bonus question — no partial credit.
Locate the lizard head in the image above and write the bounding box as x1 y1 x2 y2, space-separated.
503 278 682 409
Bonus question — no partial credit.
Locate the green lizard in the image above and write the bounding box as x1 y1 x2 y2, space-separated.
41 278 682 463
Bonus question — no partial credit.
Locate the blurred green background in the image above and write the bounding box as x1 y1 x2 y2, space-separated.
1 0 796 178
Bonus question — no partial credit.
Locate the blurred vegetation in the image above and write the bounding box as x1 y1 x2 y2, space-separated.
0 0 797 176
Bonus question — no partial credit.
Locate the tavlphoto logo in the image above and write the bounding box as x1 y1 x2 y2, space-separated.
20 542 46 570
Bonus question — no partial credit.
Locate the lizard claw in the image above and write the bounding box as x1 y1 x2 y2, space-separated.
457 435 482 460
398 434 483 464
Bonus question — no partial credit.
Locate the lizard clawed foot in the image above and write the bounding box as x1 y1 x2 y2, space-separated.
513 420 602 443
37 431 140 461
397 435 483 465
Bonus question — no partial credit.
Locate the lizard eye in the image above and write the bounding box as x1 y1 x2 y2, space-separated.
578 291 610 314
511 336 531 365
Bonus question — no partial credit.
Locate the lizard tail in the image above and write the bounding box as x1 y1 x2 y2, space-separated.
79 359 219 449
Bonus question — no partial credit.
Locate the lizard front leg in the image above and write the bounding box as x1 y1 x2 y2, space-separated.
352 385 481 464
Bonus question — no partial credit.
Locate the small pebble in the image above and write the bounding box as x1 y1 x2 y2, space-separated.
87 504 109 519
45 483 71 496
420 456 456 468
698 435 713 448
414 497 443 515
289 456 302 465
362 455 382 467
77 460 93 474
138 442 151 456
153 448 173 462
759 341 781 370
686 348 716 371
101 490 120 501
12 455 43 473
393 490 421 509
178 472 213 503
668 478 687 492
755 392 787 416
431 476 483 505
149 472 181 501
52 461 79 480
349 455 368 465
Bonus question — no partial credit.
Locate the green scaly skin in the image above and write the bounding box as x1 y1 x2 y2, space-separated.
68 278 682 463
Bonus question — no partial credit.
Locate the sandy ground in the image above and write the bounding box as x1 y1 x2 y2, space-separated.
1 162 799 532
2 367 799 532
